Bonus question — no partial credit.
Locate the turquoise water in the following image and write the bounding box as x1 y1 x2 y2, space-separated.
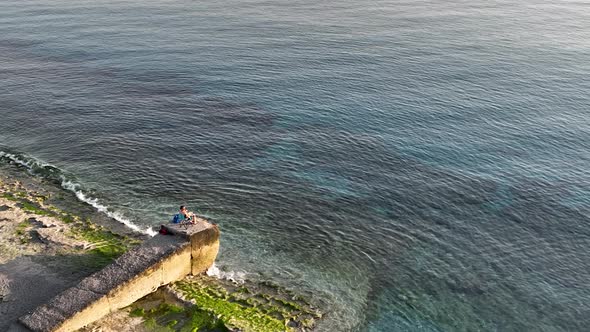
1 0 589 330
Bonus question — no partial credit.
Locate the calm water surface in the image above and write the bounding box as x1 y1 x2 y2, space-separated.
1 0 590 330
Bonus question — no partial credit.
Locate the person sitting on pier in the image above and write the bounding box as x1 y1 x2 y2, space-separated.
172 205 197 224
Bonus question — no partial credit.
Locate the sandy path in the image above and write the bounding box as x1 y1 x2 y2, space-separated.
0 192 96 331
0 256 95 331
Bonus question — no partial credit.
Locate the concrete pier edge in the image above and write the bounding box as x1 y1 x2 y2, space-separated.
13 220 220 332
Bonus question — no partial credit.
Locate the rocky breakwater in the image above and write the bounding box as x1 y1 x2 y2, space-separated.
14 221 220 332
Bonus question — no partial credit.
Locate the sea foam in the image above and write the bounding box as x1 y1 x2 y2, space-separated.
206 263 247 283
0 150 157 236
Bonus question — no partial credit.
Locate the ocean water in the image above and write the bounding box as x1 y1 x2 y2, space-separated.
1 0 590 330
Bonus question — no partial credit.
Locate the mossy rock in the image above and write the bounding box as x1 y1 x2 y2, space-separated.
128 295 228 332
2 193 18 201
170 276 322 332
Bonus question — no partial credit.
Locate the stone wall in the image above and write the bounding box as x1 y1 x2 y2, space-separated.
14 221 220 332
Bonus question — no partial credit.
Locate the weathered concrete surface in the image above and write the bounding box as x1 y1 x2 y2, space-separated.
164 221 221 275
17 220 219 332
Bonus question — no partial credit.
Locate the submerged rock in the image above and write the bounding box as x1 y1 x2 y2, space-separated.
169 275 323 332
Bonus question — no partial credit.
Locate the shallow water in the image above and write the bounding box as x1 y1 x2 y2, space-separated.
1 0 590 330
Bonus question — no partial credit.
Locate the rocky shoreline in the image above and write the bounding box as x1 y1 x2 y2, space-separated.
0 163 143 331
0 161 322 331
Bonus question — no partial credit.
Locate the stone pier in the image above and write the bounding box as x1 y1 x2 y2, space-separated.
13 221 220 332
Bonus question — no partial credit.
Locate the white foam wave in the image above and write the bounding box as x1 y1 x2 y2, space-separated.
206 263 247 283
0 151 54 171
60 179 157 236
1 150 157 236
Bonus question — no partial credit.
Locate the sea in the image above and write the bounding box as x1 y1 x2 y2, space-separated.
1 0 589 330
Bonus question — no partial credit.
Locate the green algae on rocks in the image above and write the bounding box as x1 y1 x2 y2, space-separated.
122 275 323 332
125 290 228 332
171 276 322 332
1 180 138 266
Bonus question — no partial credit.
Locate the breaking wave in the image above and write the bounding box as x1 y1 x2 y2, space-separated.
0 149 157 236
206 263 247 283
